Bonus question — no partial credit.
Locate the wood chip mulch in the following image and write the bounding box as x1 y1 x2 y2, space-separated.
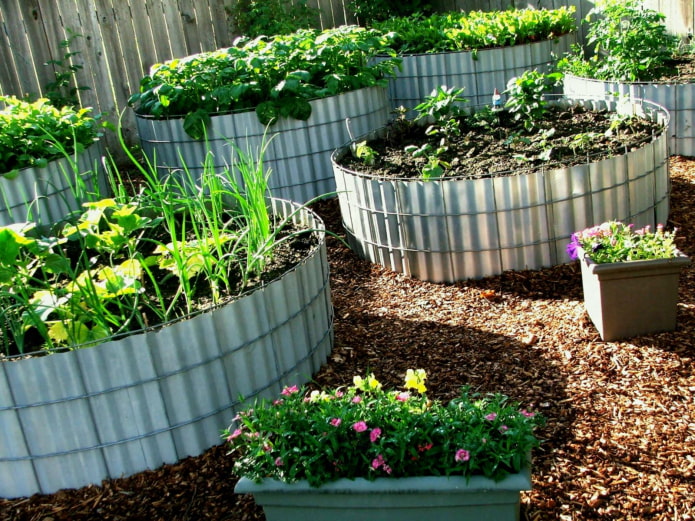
2 157 695 521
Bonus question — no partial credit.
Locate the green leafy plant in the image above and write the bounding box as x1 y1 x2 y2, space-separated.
372 7 576 55
504 70 563 132
227 0 319 37
348 0 432 25
129 26 400 138
0 130 322 355
0 96 101 176
558 0 679 82
567 221 679 263
225 368 544 487
43 29 91 108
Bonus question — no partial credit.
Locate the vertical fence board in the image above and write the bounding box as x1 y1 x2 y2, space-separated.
2 0 43 98
0 7 23 97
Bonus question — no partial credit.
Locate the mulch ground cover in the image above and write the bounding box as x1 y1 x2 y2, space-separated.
2 156 694 521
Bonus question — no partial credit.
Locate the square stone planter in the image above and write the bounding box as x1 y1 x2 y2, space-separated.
579 249 691 341
235 467 531 521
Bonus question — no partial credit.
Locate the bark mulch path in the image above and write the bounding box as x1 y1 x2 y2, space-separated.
2 157 695 520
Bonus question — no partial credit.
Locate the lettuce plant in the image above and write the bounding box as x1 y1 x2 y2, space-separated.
129 26 400 138
226 369 544 487
372 7 576 55
0 96 100 176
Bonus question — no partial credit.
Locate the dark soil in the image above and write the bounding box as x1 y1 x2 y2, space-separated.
657 53 695 83
337 103 662 180
1 157 694 520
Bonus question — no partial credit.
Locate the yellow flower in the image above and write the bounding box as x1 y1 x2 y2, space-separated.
404 369 427 393
367 374 382 391
353 375 365 390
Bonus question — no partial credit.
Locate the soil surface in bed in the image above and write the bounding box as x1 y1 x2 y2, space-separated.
336 104 662 180
1 156 694 520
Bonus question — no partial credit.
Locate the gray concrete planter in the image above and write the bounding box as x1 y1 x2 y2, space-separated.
332 97 669 282
579 247 691 341
235 466 531 521
0 142 107 227
376 33 576 113
135 87 390 204
0 199 333 498
564 73 695 156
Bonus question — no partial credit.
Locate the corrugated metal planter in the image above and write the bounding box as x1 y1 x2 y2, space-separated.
563 73 695 156
579 248 691 341
135 87 390 204
375 33 576 112
0 199 333 499
331 97 670 282
0 142 107 227
235 466 531 521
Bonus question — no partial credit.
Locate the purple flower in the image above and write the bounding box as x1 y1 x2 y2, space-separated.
566 233 580 260
370 428 382 442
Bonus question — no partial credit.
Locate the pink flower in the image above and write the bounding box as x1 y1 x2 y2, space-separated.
275 457 283 466
330 418 342 427
227 428 242 441
273 399 284 406
352 421 368 432
499 425 509 433
281 385 299 396
352 396 362 404
370 428 382 442
371 454 391 473
455 449 470 463
484 413 497 421
520 409 535 418
396 392 410 401
335 390 344 398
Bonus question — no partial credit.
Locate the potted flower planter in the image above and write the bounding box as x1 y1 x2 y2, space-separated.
0 198 334 498
235 470 532 521
331 96 670 282
229 370 542 521
578 249 691 341
135 86 391 204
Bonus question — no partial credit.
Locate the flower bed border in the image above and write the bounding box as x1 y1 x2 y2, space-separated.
0 199 333 499
135 87 390 204
331 97 670 282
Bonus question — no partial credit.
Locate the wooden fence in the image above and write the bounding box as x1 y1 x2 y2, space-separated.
0 0 691 160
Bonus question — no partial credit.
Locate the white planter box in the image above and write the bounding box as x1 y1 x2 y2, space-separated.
564 73 695 156
0 142 107 227
0 199 333 498
236 467 531 521
332 97 669 282
135 87 391 204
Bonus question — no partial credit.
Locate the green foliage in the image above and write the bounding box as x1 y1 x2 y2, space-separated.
348 0 432 25
0 96 100 175
504 70 562 132
0 133 318 355
567 221 680 263
558 0 679 82
43 29 91 108
353 141 378 165
228 0 319 37
226 369 544 486
129 26 400 136
372 7 576 54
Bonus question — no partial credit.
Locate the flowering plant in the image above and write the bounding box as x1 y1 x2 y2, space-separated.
567 221 680 264
224 369 544 487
